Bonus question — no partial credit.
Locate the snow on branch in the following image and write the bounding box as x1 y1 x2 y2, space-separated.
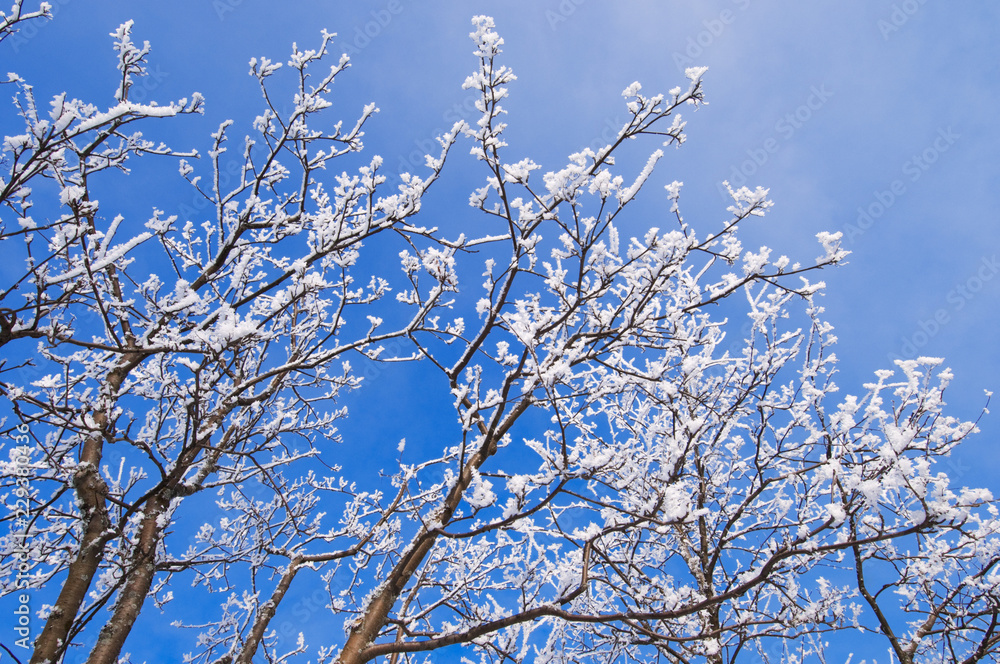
1 13 996 664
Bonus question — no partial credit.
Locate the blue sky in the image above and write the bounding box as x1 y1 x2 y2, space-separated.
3 1 999 661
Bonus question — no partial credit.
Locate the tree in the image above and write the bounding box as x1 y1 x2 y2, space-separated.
1 12 998 664
0 1 51 44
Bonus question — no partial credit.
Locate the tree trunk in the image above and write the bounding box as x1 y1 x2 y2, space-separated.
337 437 495 664
31 436 109 664
32 361 138 664
233 561 302 664
84 492 170 664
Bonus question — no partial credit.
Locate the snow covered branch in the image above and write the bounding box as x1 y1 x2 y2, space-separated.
0 13 996 664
